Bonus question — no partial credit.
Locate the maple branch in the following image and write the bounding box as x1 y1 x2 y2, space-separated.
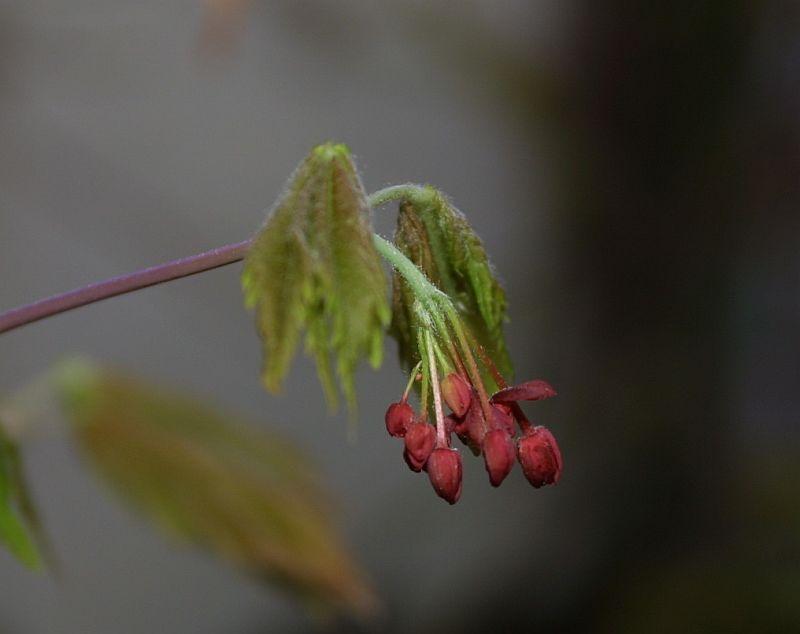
0 240 252 335
0 186 432 336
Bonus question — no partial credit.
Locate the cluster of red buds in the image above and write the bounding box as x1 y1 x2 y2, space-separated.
384 328 562 504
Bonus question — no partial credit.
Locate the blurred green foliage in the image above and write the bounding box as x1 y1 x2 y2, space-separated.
0 422 43 569
55 359 376 617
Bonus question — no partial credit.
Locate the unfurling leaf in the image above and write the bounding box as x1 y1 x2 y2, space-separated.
0 421 44 569
242 143 390 412
391 187 511 381
57 360 377 617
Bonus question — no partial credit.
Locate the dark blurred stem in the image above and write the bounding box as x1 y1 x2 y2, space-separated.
0 240 252 335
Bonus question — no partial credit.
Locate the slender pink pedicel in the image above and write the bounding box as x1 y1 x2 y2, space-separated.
482 429 516 487
385 401 414 437
403 422 436 472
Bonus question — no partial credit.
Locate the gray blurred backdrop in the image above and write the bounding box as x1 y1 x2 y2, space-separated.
1 1 799 632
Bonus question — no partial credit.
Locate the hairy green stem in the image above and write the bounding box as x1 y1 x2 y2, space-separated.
366 184 427 208
431 338 451 376
370 235 445 306
401 360 422 402
417 334 430 415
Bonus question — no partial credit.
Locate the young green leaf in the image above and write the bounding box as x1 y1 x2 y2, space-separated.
391 187 512 380
56 360 376 617
0 421 44 569
242 143 390 412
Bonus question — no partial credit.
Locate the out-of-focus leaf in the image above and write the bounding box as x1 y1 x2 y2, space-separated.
391 188 512 380
242 143 390 412
56 360 376 617
0 421 43 569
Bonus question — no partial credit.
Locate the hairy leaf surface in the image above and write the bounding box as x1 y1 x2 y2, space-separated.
391 188 512 380
242 143 389 411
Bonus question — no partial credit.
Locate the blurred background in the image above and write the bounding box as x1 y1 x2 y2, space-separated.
1 1 799 632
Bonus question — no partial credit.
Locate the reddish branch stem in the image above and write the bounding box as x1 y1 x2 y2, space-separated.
0 187 422 337
0 240 252 335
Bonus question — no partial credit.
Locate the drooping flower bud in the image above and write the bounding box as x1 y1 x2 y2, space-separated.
385 401 414 437
444 413 459 435
454 399 486 456
426 448 463 504
492 379 556 404
403 422 436 472
517 426 562 488
453 418 478 456
482 429 515 487
403 448 420 472
440 373 472 417
489 403 515 436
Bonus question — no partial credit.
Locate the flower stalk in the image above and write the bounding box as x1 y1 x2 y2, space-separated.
425 330 447 449
401 361 422 403
375 184 564 498
0 168 564 505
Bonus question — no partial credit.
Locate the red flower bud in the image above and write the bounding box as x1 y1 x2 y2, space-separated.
453 418 477 456
516 426 562 488
492 379 557 404
445 413 460 435
403 422 436 472
426 448 463 504
489 403 515 435
403 448 420 472
440 373 472 417
454 399 486 456
385 401 414 437
482 429 515 487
